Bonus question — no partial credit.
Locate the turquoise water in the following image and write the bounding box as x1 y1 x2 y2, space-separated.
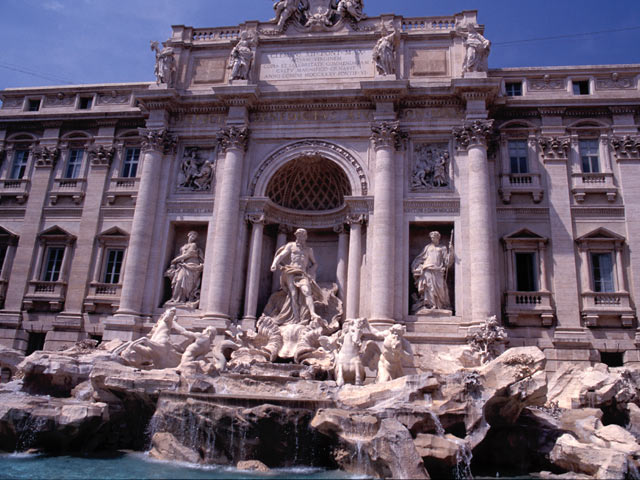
0 453 361 480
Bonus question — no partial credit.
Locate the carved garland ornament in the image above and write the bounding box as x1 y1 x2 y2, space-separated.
452 120 494 150
217 126 250 153
138 128 176 154
249 139 368 196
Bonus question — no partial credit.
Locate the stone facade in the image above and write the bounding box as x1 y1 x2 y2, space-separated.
0 7 639 374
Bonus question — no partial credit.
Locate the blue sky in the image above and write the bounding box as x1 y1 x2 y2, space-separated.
1 0 639 89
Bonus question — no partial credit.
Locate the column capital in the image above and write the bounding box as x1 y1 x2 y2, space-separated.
32 146 60 168
346 213 367 225
246 213 265 225
370 121 406 151
88 145 116 167
333 224 346 234
217 126 249 153
138 128 176 153
537 136 571 161
453 119 494 150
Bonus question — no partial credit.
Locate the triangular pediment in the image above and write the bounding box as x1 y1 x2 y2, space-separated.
97 226 129 239
576 227 625 242
38 225 75 240
503 228 545 240
0 226 18 239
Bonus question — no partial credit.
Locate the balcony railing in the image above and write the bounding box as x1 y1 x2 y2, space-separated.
84 282 122 313
401 17 456 32
50 178 86 205
571 172 617 202
105 177 140 205
23 280 66 311
582 291 635 327
504 290 554 326
499 173 543 203
0 178 30 203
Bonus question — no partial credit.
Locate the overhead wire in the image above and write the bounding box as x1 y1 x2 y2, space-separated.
493 25 640 46
0 61 76 85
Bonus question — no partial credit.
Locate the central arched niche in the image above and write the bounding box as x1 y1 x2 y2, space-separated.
265 156 352 211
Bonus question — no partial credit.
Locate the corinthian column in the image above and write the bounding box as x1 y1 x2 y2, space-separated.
116 128 175 316
243 214 265 324
369 121 403 326
453 120 496 321
205 126 249 320
346 214 365 319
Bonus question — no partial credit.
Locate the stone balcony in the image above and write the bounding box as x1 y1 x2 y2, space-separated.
0 178 30 204
582 291 635 327
105 177 139 205
83 282 122 313
23 280 67 311
571 172 617 203
504 290 555 326
49 178 86 205
499 173 544 203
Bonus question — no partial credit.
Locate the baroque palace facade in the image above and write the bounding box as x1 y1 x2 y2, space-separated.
1 5 639 374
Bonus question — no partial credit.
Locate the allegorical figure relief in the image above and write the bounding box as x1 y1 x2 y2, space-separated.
150 41 176 87
178 148 214 191
373 25 399 76
270 228 323 324
411 144 450 190
228 31 256 81
458 23 491 73
411 231 454 312
164 231 204 308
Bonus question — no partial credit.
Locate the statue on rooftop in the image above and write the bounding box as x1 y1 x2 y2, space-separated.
457 23 491 73
373 24 399 76
150 41 176 88
228 31 256 81
335 0 366 22
271 0 310 32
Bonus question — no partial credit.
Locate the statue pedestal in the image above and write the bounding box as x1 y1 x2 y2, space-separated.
413 308 453 318
462 71 487 79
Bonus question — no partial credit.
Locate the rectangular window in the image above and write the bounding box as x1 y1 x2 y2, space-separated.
103 249 124 284
505 82 522 97
0 245 7 276
508 140 529 174
42 246 65 282
515 252 537 291
26 332 46 356
591 252 614 292
78 97 92 110
580 139 600 173
122 148 140 178
64 149 84 179
572 80 590 95
9 150 29 179
28 99 41 111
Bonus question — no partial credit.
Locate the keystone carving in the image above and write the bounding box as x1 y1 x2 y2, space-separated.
452 120 494 149
217 126 250 153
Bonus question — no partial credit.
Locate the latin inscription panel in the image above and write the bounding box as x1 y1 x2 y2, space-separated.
259 49 373 81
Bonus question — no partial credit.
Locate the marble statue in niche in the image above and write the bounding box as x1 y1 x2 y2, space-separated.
164 231 204 309
411 231 454 312
270 228 326 326
178 148 215 191
456 22 491 73
150 41 176 87
411 143 450 191
228 31 256 81
373 23 399 76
